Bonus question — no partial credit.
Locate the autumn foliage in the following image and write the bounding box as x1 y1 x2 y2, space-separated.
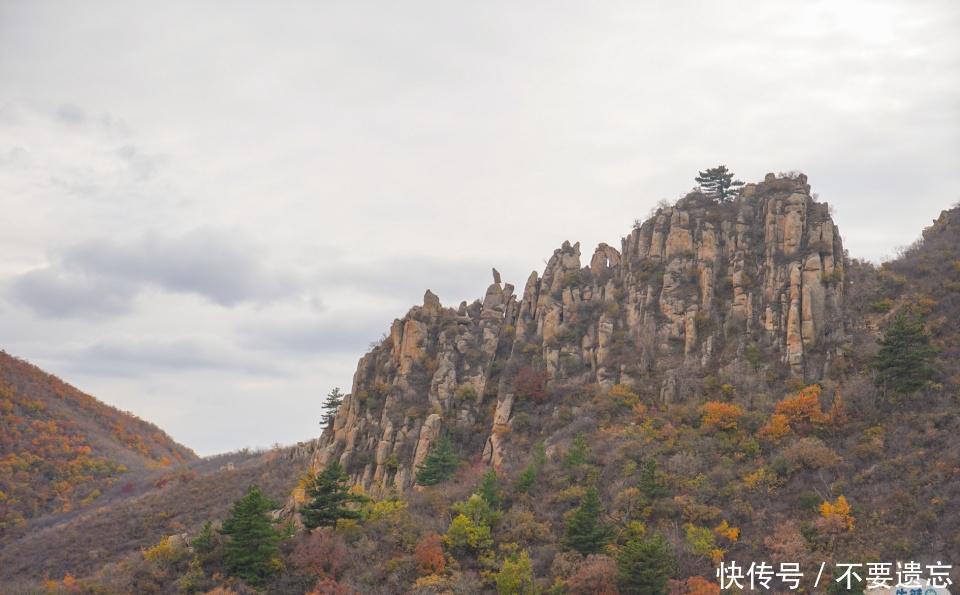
413 533 446 576
817 495 855 532
0 352 195 530
512 366 549 402
700 402 744 432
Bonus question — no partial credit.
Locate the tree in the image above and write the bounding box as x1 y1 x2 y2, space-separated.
564 486 613 555
321 387 344 429
872 311 937 399
617 533 677 594
638 460 667 499
495 550 536 595
477 469 502 509
566 554 619 595
416 434 460 486
220 485 283 585
695 165 743 202
565 433 591 468
414 533 446 576
300 461 367 529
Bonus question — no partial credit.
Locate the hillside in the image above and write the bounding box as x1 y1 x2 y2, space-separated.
0 351 197 533
4 173 958 593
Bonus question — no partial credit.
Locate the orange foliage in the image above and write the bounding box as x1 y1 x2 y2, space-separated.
757 414 792 443
413 533 446 576
683 576 721 595
700 402 745 432
773 385 827 431
0 352 195 528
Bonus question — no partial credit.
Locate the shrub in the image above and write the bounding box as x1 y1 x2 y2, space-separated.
700 402 745 432
495 550 536 595
513 366 549 402
290 529 349 580
818 495 855 532
774 385 827 432
413 533 446 576
566 554 619 594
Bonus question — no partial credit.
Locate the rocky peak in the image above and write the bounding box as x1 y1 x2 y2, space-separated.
310 173 847 496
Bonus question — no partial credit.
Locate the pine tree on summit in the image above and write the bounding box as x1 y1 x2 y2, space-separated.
321 387 344 430
695 165 744 202
416 434 460 486
300 461 367 529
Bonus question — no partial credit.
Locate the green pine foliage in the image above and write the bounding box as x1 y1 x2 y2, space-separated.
638 460 667 499
514 442 546 494
477 469 502 508
695 165 744 202
416 434 460 486
616 533 677 594
219 485 283 585
321 387 344 429
300 461 367 529
872 311 937 398
564 433 591 468
563 486 613 555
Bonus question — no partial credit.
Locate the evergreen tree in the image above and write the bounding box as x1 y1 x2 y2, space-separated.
873 311 937 398
321 387 344 429
695 165 744 202
564 433 591 468
477 469 502 509
617 533 677 594
563 486 613 555
300 461 367 529
220 485 283 585
638 460 667 499
515 442 546 494
416 434 460 486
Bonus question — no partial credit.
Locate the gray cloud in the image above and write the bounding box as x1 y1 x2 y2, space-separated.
56 338 283 377
55 103 86 125
7 229 301 317
10 268 135 318
239 316 392 355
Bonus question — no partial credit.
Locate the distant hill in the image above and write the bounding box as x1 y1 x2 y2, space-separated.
0 351 197 533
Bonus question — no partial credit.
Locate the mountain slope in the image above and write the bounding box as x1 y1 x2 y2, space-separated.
0 351 197 533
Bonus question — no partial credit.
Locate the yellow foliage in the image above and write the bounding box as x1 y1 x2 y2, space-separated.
709 548 726 564
819 495 855 531
142 535 186 566
714 520 740 542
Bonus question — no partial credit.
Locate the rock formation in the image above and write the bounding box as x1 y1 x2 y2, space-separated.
309 173 846 496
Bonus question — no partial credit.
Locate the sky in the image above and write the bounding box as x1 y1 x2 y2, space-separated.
1 0 958 455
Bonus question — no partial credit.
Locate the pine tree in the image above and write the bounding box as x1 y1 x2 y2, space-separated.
638 460 667 499
321 387 344 430
416 434 460 486
564 433 591 468
873 311 937 399
617 533 677 594
563 486 613 555
300 461 367 529
477 469 502 509
220 485 283 585
695 165 744 202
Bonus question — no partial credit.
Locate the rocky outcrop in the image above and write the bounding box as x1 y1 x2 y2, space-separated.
308 173 846 495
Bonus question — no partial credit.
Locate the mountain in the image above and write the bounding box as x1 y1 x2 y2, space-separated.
4 172 958 593
313 172 848 493
0 351 197 533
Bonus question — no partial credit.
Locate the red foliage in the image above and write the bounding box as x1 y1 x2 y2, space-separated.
291 529 350 580
308 578 358 595
413 533 446 576
513 366 549 402
566 554 619 594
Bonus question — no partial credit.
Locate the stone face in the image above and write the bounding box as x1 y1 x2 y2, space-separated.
307 173 846 498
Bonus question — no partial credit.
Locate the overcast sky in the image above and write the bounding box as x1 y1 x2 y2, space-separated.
1 0 958 455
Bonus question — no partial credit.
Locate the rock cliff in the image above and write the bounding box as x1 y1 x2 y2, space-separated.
310 173 847 496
